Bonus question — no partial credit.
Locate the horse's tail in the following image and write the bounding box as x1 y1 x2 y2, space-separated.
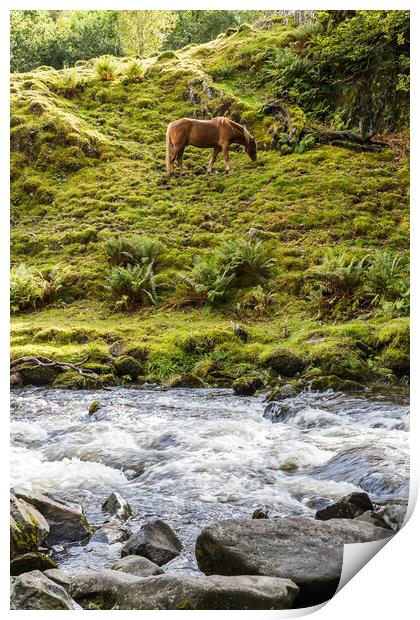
166 124 173 174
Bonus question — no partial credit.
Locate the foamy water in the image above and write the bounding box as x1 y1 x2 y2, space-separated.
10 386 409 574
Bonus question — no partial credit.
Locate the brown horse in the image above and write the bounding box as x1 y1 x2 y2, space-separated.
165 117 257 176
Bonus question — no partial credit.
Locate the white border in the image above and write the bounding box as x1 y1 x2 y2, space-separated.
2 2 417 618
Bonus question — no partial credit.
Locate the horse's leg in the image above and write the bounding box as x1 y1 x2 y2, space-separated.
177 147 185 176
167 144 179 176
207 146 221 173
222 144 231 172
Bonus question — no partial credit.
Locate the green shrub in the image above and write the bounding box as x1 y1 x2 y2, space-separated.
105 235 163 268
10 265 46 312
173 256 234 308
94 55 118 81
218 238 277 286
106 263 156 310
307 250 409 319
54 69 85 98
124 61 144 83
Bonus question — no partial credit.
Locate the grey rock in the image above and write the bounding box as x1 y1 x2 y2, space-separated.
91 517 131 544
43 568 72 590
375 500 408 532
114 574 299 610
195 517 390 607
356 511 392 530
112 555 164 577
13 488 90 544
121 520 183 566
10 493 49 558
315 492 374 520
102 492 133 521
70 570 298 610
263 401 293 423
10 570 81 610
70 569 140 609
266 383 298 402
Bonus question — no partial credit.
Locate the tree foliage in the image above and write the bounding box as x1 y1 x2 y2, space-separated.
117 10 178 57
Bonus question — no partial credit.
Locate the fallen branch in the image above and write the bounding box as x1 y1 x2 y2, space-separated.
315 129 389 149
10 355 98 379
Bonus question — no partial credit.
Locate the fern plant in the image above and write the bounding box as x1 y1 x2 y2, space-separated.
94 55 118 81
106 263 157 310
10 264 46 313
105 235 163 268
172 257 234 308
217 238 277 286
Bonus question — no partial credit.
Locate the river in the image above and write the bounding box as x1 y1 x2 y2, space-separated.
10 386 409 575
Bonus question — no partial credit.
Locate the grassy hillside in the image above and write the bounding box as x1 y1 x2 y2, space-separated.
10 20 409 389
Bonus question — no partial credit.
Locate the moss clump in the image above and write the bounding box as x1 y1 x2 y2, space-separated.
157 50 178 62
232 375 264 396
310 375 364 392
177 330 231 355
18 363 59 386
113 355 144 380
52 369 98 389
10 552 58 576
166 373 205 388
124 344 150 362
378 347 409 377
308 342 373 382
260 348 305 376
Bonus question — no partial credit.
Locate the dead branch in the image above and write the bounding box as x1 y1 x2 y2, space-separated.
10 355 97 379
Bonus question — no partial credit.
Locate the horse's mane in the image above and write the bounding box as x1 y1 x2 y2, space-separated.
217 117 253 144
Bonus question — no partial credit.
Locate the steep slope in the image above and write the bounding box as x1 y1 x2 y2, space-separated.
10 21 409 388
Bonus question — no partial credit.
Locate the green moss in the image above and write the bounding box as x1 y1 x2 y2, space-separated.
310 375 364 392
166 373 205 388
113 355 144 379
157 50 178 62
260 348 305 377
232 375 264 396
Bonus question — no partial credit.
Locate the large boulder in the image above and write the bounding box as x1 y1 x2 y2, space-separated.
10 493 49 559
10 552 57 576
70 569 140 609
113 356 144 380
102 492 133 521
121 520 183 566
112 555 164 578
166 373 205 389
70 570 298 610
43 569 72 590
266 383 298 402
10 570 81 610
13 489 90 544
260 349 305 377
195 517 390 607
315 492 374 521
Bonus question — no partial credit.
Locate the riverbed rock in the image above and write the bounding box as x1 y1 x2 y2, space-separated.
10 493 49 558
315 492 374 520
195 517 390 607
266 383 298 402
10 552 57 576
310 375 364 392
374 500 408 532
70 570 298 610
121 520 183 565
91 517 131 544
13 489 90 545
263 401 293 423
11 570 81 610
43 568 72 590
102 492 133 521
112 555 164 577
355 510 392 530
115 574 299 610
17 362 60 386
232 376 264 396
260 349 305 377
113 355 144 380
70 569 140 609
166 373 205 389
88 400 102 415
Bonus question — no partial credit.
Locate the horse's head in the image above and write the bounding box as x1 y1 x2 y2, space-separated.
244 130 257 161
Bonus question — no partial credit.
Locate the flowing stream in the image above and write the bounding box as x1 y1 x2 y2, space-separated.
10 386 409 575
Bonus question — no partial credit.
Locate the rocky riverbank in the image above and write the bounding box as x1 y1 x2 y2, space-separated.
10 487 404 610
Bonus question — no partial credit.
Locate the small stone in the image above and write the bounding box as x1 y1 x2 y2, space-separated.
112 555 164 577
88 400 102 415
315 492 374 521
252 508 269 519
121 520 183 566
102 492 133 521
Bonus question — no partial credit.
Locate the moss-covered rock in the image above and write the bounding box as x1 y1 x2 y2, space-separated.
113 355 144 380
260 349 305 377
308 342 373 382
11 552 58 576
166 373 205 388
18 362 60 386
232 375 264 396
88 400 102 415
310 375 364 392
379 347 409 377
10 493 49 559
52 370 98 389
266 383 298 401
177 330 230 355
